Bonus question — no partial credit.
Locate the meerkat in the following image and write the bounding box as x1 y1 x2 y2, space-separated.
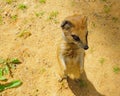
57 14 89 81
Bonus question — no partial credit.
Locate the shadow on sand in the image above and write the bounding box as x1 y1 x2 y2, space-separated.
67 71 105 96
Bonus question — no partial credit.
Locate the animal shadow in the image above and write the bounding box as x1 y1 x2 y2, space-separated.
67 71 105 96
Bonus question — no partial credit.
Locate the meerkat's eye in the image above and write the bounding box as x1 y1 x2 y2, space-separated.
71 35 80 41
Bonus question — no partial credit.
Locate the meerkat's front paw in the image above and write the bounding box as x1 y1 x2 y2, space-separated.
58 75 67 82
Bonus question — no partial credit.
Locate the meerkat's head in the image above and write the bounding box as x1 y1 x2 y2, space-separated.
61 15 89 50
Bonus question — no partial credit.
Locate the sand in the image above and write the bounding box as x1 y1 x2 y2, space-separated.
0 0 120 96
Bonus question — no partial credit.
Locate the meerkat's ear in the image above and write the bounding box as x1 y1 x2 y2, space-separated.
61 20 73 30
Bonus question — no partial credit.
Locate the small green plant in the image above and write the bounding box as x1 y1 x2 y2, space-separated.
113 66 120 74
48 11 59 23
11 15 18 21
0 58 22 91
5 0 14 4
0 57 21 79
40 68 46 74
18 30 32 39
39 0 46 3
99 58 105 65
35 11 45 18
10 58 21 64
112 17 118 23
18 4 27 10
103 5 110 14
48 11 59 20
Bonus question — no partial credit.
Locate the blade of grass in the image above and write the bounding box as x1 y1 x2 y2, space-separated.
0 68 7 81
0 69 3 76
18 30 31 39
3 65 10 75
0 80 22 92
10 58 21 64
4 80 22 89
0 76 7 81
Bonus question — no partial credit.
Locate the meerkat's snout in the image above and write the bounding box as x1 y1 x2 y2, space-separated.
84 45 89 50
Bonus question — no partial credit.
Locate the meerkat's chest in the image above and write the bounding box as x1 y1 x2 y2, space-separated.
63 48 81 58
59 42 84 65
62 49 82 79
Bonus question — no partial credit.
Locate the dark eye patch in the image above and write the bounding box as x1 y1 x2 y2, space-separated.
86 31 88 42
71 35 80 41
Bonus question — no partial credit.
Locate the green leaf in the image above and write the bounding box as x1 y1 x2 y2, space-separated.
18 4 27 10
4 80 22 89
0 68 3 76
10 58 21 64
0 80 22 92
0 85 4 91
3 66 10 75
0 68 7 81
0 76 7 81
11 64 16 69
113 66 120 74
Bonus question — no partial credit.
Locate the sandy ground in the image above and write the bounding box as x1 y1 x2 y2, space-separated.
0 0 120 96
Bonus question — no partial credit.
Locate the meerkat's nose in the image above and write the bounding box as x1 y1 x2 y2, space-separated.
84 45 89 50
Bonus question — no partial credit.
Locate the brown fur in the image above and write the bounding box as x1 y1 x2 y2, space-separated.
57 14 88 80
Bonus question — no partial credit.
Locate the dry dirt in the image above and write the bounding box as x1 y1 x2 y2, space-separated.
0 0 120 96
